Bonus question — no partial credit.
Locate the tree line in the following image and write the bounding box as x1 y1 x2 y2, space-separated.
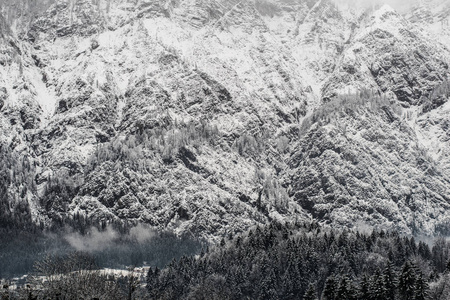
145 221 450 300
0 143 37 231
2 221 450 299
300 89 402 136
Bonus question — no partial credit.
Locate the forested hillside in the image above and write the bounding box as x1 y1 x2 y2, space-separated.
2 222 450 299
1 0 450 297
146 222 450 300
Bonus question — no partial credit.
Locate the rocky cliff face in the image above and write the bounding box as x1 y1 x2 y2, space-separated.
1 0 450 240
324 5 450 104
406 0 450 47
287 94 450 235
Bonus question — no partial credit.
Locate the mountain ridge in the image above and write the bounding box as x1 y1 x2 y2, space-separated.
0 0 449 241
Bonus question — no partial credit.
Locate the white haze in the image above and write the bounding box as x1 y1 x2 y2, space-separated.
64 224 155 252
129 223 156 243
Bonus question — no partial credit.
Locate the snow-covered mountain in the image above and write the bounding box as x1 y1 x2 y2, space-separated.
1 0 449 240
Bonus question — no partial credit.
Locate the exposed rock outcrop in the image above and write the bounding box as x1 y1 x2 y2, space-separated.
0 0 450 240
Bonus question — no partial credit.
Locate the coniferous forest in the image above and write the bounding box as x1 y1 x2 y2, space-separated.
145 222 450 300
2 222 450 299
2 0 450 299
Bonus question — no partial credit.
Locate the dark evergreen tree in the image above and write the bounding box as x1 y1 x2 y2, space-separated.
415 271 429 300
303 283 318 300
359 275 371 300
398 261 416 300
336 275 357 300
418 241 432 261
382 263 397 300
259 269 278 299
141 222 450 300
432 238 447 273
322 276 337 300
370 271 387 300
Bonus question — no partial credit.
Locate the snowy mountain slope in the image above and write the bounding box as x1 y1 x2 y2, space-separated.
415 94 450 179
1 0 313 238
286 94 450 235
323 4 450 104
406 0 450 47
0 0 450 239
402 0 450 186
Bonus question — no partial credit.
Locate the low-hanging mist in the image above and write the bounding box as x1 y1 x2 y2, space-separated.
0 224 202 279
64 224 156 252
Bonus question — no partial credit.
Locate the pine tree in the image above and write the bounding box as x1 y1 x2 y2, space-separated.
370 271 387 300
259 269 278 299
432 238 447 272
303 283 317 300
336 275 357 300
146 266 160 296
382 263 397 300
398 261 416 300
322 276 337 300
415 271 429 300
336 276 350 300
418 241 432 260
359 275 371 300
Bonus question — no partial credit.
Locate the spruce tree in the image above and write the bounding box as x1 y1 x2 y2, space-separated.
398 261 416 300
359 275 371 299
336 275 357 300
418 241 432 260
303 283 317 300
322 276 337 300
382 263 397 300
414 271 429 300
370 271 387 300
336 276 350 300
